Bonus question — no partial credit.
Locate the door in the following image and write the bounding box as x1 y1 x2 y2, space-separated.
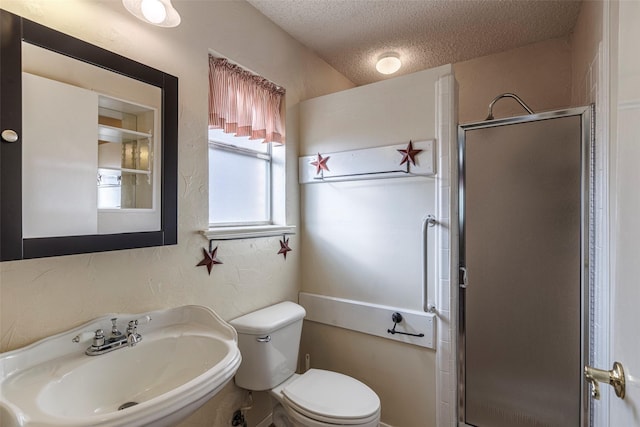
458 108 591 427
607 0 640 425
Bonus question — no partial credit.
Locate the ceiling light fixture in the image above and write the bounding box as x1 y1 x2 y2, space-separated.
122 0 181 27
376 53 401 75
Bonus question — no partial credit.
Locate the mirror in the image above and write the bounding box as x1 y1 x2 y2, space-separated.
0 10 178 261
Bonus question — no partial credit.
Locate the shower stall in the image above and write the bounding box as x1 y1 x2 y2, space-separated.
457 101 593 427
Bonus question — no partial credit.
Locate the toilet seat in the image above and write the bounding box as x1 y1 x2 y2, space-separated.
281 369 380 425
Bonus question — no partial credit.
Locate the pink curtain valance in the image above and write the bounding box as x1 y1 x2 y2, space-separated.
208 56 285 144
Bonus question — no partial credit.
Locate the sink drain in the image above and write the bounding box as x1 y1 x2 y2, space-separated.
118 401 139 411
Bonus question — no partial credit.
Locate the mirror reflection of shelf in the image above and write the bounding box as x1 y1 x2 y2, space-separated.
97 169 153 210
99 167 152 175
98 124 152 144
97 96 155 210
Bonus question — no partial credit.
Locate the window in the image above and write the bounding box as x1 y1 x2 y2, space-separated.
207 56 292 237
208 130 271 225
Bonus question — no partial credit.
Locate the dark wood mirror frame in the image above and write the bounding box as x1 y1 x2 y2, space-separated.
0 10 178 261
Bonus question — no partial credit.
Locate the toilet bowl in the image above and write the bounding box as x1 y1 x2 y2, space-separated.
229 302 381 427
271 370 380 427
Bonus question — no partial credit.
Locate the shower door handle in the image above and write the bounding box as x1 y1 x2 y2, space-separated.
584 362 626 400
459 267 468 288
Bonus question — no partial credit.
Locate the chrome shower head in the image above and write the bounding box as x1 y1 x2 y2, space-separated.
484 93 534 121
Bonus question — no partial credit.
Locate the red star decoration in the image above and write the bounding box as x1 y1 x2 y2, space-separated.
397 140 423 166
278 237 292 259
310 153 330 175
196 246 223 275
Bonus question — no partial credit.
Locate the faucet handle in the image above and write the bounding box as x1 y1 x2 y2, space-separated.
72 329 105 347
127 315 152 334
135 315 152 325
72 331 95 343
127 315 151 329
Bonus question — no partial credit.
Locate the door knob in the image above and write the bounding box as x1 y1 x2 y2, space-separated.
584 361 625 400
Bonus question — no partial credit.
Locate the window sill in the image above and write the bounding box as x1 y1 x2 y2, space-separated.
202 225 296 240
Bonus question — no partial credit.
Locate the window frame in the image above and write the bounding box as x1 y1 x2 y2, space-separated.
203 136 294 240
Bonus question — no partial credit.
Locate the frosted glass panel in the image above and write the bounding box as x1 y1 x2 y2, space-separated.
209 148 269 224
464 116 582 427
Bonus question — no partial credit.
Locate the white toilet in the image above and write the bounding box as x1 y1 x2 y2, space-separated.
229 301 381 427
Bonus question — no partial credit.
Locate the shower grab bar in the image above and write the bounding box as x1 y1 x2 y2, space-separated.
423 215 437 313
485 93 534 120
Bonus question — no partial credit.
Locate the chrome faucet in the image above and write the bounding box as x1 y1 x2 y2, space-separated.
72 316 151 356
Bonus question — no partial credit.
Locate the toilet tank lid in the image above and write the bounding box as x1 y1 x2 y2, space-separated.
229 301 306 335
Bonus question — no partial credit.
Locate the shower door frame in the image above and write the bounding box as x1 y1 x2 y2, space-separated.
457 106 594 427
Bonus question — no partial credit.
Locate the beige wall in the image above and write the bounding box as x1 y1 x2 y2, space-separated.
454 37 573 124
0 0 353 425
300 321 436 427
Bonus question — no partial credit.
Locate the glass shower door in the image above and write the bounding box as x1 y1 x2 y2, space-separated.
459 112 588 427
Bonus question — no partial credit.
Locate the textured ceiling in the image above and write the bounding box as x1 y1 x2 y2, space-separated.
247 0 582 86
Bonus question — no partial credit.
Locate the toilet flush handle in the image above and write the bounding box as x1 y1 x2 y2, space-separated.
256 335 271 343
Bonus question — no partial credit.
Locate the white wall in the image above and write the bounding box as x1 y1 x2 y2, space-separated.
610 0 640 425
299 65 454 426
300 67 452 309
0 1 353 425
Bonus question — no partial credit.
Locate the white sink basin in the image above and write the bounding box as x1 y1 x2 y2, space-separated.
0 305 241 427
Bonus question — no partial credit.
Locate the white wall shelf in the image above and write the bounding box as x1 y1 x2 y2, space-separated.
202 224 296 240
299 292 436 349
299 139 436 184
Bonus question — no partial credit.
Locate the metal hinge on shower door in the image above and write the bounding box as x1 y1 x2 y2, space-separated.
584 362 626 400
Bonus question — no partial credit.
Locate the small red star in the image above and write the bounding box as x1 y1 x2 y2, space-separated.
397 141 423 166
197 246 223 275
278 237 292 259
310 153 330 175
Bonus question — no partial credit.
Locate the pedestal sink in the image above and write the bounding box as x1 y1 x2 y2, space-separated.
0 305 241 426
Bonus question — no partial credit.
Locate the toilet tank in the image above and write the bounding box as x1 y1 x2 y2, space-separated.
229 301 306 391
